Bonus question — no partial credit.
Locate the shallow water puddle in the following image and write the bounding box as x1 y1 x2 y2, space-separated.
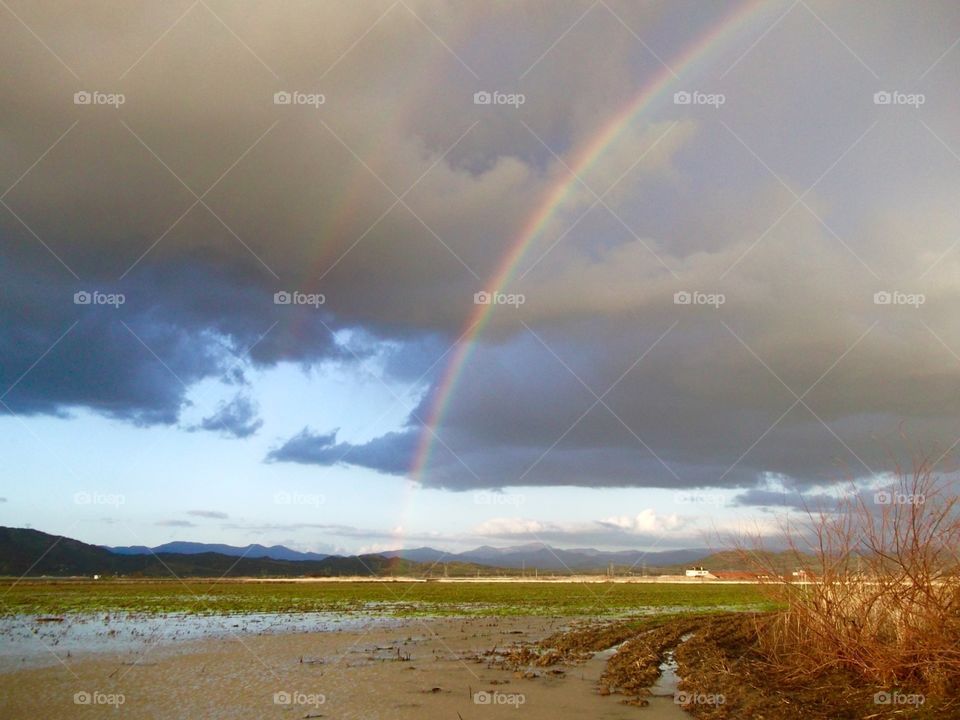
583 632 696 719
649 631 695 697
0 612 403 672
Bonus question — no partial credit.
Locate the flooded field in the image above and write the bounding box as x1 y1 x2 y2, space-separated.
0 614 703 720
0 611 403 672
0 579 766 672
0 580 770 718
2 578 770 616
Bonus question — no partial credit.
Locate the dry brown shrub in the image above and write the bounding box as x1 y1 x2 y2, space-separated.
736 449 960 697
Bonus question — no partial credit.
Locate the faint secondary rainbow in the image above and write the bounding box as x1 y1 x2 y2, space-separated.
411 0 772 480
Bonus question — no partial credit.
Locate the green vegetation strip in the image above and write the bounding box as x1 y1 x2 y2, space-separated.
1 579 772 616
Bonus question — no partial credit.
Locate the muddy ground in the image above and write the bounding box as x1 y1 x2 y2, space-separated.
0 615 688 720
1 612 954 719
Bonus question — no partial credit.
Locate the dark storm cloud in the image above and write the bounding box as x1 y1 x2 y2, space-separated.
731 488 843 511
380 335 452 384
0 261 221 424
196 394 263 438
0 252 343 423
4 1 960 500
265 428 338 463
1 2 524 428
267 427 417 476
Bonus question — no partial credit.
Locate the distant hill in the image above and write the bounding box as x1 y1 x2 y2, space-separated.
0 526 119 577
379 546 451 564
0 527 448 578
684 549 812 575
108 542 328 562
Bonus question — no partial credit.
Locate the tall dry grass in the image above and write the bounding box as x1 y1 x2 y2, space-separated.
737 452 960 695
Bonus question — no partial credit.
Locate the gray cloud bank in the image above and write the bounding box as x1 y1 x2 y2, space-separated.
4 1 960 494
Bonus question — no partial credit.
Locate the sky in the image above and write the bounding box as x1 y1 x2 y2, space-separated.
2 0 960 556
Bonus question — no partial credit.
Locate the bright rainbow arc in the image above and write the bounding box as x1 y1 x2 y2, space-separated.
411 0 773 480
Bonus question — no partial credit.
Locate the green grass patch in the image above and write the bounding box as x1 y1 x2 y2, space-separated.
0 579 773 617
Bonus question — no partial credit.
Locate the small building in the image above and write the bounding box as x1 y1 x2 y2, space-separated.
685 566 711 578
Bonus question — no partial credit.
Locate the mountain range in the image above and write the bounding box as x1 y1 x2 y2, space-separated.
107 540 712 571
1 527 740 577
108 542 330 562
0 528 434 578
